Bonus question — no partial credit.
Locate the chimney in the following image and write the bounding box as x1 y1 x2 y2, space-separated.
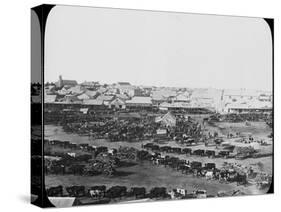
58 75 63 87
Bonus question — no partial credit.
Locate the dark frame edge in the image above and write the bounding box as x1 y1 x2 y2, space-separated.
263 18 274 194
31 4 56 208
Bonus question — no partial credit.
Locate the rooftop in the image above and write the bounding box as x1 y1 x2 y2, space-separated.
117 82 131 86
83 99 103 105
126 96 152 105
223 89 260 97
96 95 115 101
45 94 57 103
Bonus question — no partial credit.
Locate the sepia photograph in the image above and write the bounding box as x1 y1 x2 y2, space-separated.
31 4 273 207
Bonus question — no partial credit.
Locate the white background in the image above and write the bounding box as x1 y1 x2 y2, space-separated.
0 0 279 211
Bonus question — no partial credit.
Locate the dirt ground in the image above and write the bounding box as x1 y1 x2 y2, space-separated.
45 161 268 196
45 122 273 174
44 121 272 196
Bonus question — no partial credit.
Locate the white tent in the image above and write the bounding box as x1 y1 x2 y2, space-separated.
48 197 76 208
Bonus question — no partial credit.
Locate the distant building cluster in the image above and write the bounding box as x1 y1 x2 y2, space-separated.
43 75 272 114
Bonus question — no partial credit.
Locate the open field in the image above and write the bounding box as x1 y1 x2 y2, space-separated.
45 161 268 196
44 122 272 196
45 123 273 174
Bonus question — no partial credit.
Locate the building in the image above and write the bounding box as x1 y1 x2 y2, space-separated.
222 89 260 103
82 99 104 107
173 93 190 103
116 82 135 97
191 88 222 112
57 87 70 96
224 100 272 114
155 112 176 127
63 95 81 103
80 81 99 89
115 93 130 101
44 85 56 95
151 89 177 105
258 91 272 102
151 93 167 106
159 102 216 114
221 89 272 113
84 90 98 98
104 87 118 96
109 98 126 109
134 88 146 97
97 86 107 94
67 85 85 95
77 93 91 100
55 75 77 88
117 82 131 86
96 95 115 106
126 96 152 108
45 94 57 103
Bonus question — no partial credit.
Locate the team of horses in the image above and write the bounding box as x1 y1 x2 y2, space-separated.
45 139 248 187
142 142 231 158
47 185 169 200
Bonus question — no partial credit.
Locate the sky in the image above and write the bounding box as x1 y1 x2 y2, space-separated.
44 5 272 91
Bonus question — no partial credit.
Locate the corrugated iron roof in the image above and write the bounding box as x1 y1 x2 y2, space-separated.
126 96 152 104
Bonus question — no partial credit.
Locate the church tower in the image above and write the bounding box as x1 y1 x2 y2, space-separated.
58 75 63 87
